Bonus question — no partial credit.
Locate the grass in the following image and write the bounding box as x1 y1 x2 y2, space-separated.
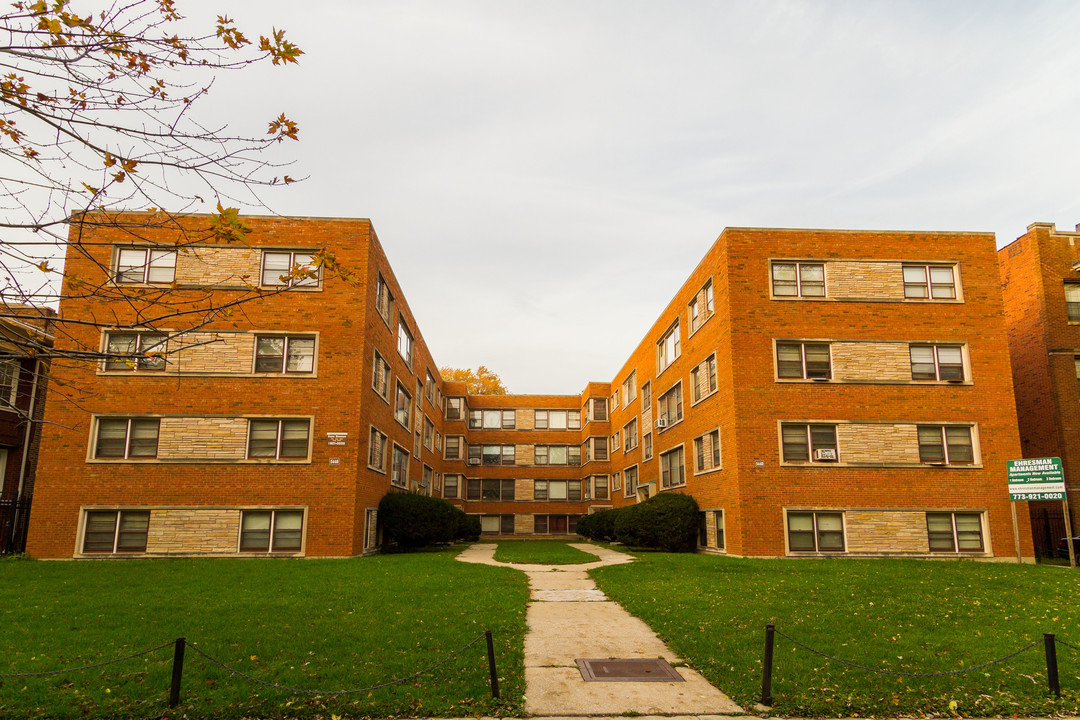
491 540 598 565
0 548 528 719
591 553 1080 717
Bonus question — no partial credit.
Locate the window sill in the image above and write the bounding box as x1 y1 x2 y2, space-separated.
258 283 323 292
690 389 718 407
98 370 320 379
693 466 723 476
779 461 983 469
687 312 714 338
656 418 683 433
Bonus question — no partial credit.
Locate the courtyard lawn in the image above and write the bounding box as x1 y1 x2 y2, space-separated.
0 548 528 719
491 540 598 565
591 553 1080 717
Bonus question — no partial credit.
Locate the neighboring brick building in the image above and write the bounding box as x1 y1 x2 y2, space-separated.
25 214 1033 560
999 222 1080 557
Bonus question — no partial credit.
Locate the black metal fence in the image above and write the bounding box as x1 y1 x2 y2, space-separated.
0 493 31 555
1031 506 1069 561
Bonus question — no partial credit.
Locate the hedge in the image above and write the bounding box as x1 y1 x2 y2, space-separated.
378 492 479 551
577 492 699 552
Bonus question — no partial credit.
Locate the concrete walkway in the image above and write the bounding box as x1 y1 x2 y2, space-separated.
457 543 743 716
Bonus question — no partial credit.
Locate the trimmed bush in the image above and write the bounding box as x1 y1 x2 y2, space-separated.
379 492 476 551
578 493 699 551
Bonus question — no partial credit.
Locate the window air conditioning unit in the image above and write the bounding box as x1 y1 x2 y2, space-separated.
467 458 480 465
656 417 668 428
814 448 837 461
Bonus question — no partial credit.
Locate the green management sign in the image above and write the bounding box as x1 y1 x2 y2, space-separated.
1007 457 1066 501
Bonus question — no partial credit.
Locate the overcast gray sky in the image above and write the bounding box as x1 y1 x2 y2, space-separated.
195 0 1080 393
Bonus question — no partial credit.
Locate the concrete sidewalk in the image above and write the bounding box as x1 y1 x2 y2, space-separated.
457 543 744 716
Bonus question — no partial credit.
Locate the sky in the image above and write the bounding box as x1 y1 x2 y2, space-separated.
60 1 1080 392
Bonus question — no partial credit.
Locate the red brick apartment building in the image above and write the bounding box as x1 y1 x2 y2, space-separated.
25 213 1033 560
999 222 1080 556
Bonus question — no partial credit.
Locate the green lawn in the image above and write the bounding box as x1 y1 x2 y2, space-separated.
491 540 598 565
591 553 1080 717
0 549 528 719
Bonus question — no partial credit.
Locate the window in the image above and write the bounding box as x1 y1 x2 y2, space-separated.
1076 358 1080 394
83 510 150 553
918 425 975 464
776 343 831 380
394 383 411 427
660 447 685 488
772 262 824 297
368 426 388 472
375 273 394 324
611 389 619 409
587 436 608 461
534 445 580 466
115 247 176 284
534 514 548 534
781 424 838 463
535 409 581 430
255 335 315 373
0 360 17 407
240 510 303 552
397 318 413 363
468 479 515 501
372 350 391 400
624 418 638 451
592 475 609 500
622 371 637 405
691 354 718 401
469 409 515 429
910 345 964 381
248 419 310 459
903 265 956 299
422 465 434 489
444 474 460 499
642 431 653 460
657 321 681 373
413 431 421 457
715 510 725 550
446 397 464 420
468 444 515 466
624 466 639 497
927 512 984 553
425 371 436 404
479 515 514 534
535 480 581 501
787 511 844 552
423 417 434 451
641 381 651 407
610 432 620 452
657 383 683 428
262 250 320 287
445 436 463 460
589 398 608 422
1067 285 1080 322
102 332 167 372
694 429 721 473
689 280 714 333
391 445 409 487
94 418 159 459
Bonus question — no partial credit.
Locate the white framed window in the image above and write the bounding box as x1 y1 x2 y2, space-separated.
611 389 619 409
660 447 685 489
115 247 176 284
247 419 310 459
642 431 653 461
589 397 608 422
781 423 838 463
917 425 975 465
534 445 580 466
468 444 515 466
470 409 515 429
787 511 844 552
444 435 463 460
254 335 315 373
622 371 637 406
771 262 824 297
104 332 167 372
397 317 413 364
1067 285 1080 322
372 350 391 400
368 426 388 472
656 382 683 429
927 512 984 553
693 429 721 474
93 417 159 459
240 509 304 552
624 465 639 497
82 510 150 553
446 397 465 420
375 273 394 325
623 418 638 451
413 431 422 457
657 321 681 373
691 354 718 402
903 265 956 300
0 360 17 408
909 345 964 381
394 383 411 428
688 279 714 333
391 444 409 487
261 250 320 288
423 416 434 451
425 371 436 404
776 343 831 380
610 431 620 452
443 474 460 499
588 436 608 461
592 475 609 500
534 409 581 430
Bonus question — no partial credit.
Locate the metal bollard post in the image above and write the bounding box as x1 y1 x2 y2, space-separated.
760 624 775 706
169 637 186 708
1045 633 1061 699
485 630 500 699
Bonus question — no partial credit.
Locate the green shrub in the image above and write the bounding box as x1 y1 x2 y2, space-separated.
379 492 474 550
614 493 700 552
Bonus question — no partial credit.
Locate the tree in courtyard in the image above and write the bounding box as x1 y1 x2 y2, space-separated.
0 0 338 418
439 365 509 395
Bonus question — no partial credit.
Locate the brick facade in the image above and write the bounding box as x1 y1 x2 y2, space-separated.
25 215 1033 560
